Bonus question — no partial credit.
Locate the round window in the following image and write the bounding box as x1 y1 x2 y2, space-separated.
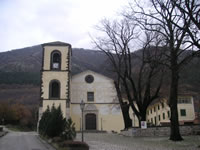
85 75 94 83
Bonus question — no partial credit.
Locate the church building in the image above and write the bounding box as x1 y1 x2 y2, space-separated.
38 41 197 132
39 41 124 132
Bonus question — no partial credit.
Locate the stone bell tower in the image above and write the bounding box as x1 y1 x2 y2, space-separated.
39 41 71 119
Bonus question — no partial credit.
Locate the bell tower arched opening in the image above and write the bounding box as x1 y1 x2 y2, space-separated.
49 80 60 99
51 50 61 70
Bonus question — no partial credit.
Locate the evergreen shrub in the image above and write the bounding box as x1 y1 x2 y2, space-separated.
61 118 76 140
39 104 66 138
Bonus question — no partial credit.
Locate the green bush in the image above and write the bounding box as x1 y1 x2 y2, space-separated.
39 104 66 138
39 105 51 135
61 118 76 141
52 136 63 143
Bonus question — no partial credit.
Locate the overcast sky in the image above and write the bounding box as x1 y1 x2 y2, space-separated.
0 0 130 52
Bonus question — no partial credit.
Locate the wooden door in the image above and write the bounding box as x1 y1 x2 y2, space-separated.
85 113 96 130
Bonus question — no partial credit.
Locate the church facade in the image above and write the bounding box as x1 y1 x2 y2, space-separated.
39 42 124 132
38 41 197 132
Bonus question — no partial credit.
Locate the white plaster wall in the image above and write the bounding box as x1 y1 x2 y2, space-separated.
41 71 68 99
178 98 195 121
71 103 123 132
43 45 69 70
70 70 124 132
71 70 117 103
41 44 71 120
99 104 121 115
71 104 121 116
72 105 82 115
146 96 195 125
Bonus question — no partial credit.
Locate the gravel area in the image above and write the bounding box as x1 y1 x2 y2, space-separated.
75 133 200 150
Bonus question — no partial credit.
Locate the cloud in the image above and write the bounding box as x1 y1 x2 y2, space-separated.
0 0 129 52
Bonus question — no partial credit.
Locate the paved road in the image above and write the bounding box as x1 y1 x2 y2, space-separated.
0 131 55 150
76 133 200 150
0 131 199 150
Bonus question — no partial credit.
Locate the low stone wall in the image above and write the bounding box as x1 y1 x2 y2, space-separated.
120 125 200 137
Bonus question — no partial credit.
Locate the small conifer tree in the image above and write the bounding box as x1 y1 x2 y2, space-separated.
39 105 51 135
61 118 76 140
39 104 66 138
46 105 66 137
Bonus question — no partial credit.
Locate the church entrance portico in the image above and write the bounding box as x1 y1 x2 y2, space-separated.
83 104 98 130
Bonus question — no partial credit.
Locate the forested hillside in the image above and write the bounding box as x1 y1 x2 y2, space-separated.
0 44 199 106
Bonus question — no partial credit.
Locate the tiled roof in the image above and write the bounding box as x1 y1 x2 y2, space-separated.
42 41 71 47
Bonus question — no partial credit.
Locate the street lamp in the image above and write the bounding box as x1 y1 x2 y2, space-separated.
80 100 85 142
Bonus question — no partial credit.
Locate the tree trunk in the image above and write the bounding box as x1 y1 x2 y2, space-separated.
138 109 147 127
169 66 183 141
114 81 132 129
141 111 146 121
122 103 132 129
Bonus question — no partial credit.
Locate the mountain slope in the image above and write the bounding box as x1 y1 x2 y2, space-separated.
0 44 199 106
0 45 112 85
0 44 200 88
0 45 110 73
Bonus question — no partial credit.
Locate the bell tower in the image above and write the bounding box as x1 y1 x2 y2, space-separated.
39 41 71 119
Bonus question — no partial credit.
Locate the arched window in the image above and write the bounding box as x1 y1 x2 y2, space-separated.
51 50 61 70
49 80 60 99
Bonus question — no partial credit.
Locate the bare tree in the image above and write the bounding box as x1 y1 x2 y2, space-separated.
125 0 200 141
93 18 165 129
171 0 200 49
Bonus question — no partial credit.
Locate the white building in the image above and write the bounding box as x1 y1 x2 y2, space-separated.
39 42 124 132
70 70 124 132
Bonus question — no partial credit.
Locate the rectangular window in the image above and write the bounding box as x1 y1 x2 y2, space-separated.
158 115 160 121
87 92 94 101
178 97 191 104
154 116 157 125
161 102 164 108
163 113 165 120
151 109 152 114
168 111 170 118
151 118 153 123
158 105 160 110
180 109 186 116
154 107 156 112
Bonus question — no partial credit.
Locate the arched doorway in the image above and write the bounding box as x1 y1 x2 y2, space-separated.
85 113 96 130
